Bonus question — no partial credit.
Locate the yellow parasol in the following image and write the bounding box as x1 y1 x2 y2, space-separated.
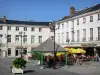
56 52 65 56
76 48 86 54
65 48 86 54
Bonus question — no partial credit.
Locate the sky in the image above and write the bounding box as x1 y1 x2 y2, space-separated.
0 0 100 22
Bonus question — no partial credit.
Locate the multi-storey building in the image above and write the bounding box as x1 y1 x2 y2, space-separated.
55 4 100 56
0 16 53 57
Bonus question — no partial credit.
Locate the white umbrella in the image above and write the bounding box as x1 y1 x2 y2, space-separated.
44 53 54 56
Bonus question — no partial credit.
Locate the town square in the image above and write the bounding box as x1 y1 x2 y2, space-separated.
0 0 100 75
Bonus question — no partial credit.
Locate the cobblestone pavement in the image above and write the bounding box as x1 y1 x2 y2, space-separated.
0 58 100 75
0 58 78 75
62 61 100 75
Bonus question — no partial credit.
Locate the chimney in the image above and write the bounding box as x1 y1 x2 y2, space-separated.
3 16 6 22
70 6 75 16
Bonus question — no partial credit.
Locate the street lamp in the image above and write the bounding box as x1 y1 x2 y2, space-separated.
19 31 25 58
49 21 59 69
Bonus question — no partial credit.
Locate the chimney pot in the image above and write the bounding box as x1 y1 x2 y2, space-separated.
3 16 6 22
70 6 75 16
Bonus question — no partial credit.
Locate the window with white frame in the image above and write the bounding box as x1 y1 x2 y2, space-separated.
15 47 20 56
77 19 79 25
31 36 35 43
39 28 42 32
77 30 80 41
7 35 11 42
83 29 86 41
23 48 27 55
8 48 11 56
98 14 100 20
98 27 100 40
16 27 19 31
31 27 35 31
90 28 93 41
83 18 86 23
23 35 27 43
62 33 64 43
7 26 11 30
39 36 42 43
0 34 3 38
0 26 3 30
24 27 27 31
62 24 64 29
58 33 60 43
15 35 20 43
90 16 93 22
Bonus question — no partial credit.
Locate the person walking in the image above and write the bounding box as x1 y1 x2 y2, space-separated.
95 53 99 62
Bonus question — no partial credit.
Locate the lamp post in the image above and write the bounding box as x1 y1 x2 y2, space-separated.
49 21 59 69
19 31 25 58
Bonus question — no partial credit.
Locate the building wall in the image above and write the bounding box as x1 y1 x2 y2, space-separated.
0 24 53 57
55 9 100 47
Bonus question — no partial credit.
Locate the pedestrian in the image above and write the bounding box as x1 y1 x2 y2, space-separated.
95 53 99 62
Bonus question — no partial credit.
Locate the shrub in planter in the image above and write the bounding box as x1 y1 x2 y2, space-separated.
12 58 27 74
13 58 27 69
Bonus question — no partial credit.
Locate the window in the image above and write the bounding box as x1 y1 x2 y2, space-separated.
66 22 69 28
31 36 35 43
66 32 69 43
62 33 64 43
31 27 35 31
83 18 86 23
71 31 74 42
39 36 42 43
77 30 80 41
15 35 20 43
24 27 27 31
77 19 79 25
7 35 11 42
7 26 11 30
23 35 27 43
0 34 3 38
98 14 100 20
62 24 64 29
90 16 93 22
8 48 11 56
98 27 100 40
83 29 86 41
15 48 20 56
0 26 3 30
39 28 42 32
23 48 27 55
58 33 60 43
51 36 54 40
16 27 19 31
90 28 93 41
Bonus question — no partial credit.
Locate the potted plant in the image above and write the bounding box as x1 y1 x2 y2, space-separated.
12 58 27 74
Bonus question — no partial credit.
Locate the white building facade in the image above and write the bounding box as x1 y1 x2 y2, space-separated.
0 17 53 57
55 4 100 56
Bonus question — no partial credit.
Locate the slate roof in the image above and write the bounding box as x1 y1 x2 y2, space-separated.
0 20 51 26
73 4 100 17
59 4 100 21
32 38 67 52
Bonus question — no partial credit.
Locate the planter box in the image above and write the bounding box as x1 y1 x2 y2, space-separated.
12 67 24 74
